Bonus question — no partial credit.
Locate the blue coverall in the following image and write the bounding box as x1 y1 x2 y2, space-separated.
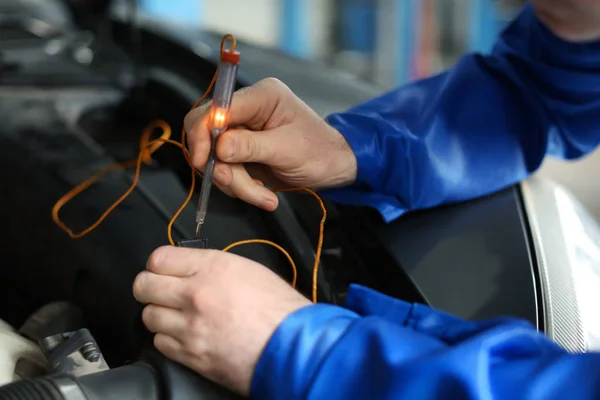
251 5 600 400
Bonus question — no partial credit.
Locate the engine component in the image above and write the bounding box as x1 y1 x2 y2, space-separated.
18 302 85 346
0 319 46 387
0 349 240 400
176 238 209 249
40 329 109 377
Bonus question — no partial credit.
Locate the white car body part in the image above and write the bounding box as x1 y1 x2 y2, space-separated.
521 176 600 352
0 318 46 386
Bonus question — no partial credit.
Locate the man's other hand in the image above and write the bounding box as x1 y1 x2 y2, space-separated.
184 77 357 211
132 246 311 395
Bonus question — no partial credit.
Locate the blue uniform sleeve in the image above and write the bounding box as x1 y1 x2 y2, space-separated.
323 4 600 222
250 284 600 400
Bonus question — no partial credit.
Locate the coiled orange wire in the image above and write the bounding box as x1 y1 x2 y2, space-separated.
51 34 326 303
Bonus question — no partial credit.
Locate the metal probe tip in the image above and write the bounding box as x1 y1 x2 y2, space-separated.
195 222 202 238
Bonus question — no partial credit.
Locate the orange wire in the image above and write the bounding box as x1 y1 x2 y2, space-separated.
221 188 326 303
275 188 326 303
51 33 326 303
222 239 296 288
51 119 174 239
52 35 233 241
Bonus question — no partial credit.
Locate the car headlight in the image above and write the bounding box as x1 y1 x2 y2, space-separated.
521 177 600 352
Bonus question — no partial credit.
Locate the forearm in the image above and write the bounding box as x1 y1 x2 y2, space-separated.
252 285 600 400
324 4 600 222
532 0 600 41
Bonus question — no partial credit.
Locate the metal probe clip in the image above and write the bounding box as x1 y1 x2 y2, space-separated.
194 46 240 239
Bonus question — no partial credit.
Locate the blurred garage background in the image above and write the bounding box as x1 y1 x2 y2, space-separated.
137 0 600 221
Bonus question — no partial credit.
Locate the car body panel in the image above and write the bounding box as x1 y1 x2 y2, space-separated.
371 186 540 326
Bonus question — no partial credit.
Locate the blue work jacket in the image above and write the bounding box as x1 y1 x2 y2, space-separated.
251 5 600 399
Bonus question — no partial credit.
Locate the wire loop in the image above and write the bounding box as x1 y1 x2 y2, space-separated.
51 34 326 303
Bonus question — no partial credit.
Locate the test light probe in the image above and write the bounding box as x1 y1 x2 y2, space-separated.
177 44 240 249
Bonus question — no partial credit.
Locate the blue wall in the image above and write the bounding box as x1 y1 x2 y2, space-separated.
469 0 507 53
140 0 203 25
138 0 511 76
280 0 311 58
338 0 376 53
395 0 420 84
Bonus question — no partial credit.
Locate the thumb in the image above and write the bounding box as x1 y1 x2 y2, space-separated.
216 128 291 167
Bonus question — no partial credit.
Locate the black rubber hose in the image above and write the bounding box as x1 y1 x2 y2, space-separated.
0 377 63 400
77 363 160 400
0 364 159 400
0 356 239 400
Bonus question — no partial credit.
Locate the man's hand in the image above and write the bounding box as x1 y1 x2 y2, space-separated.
184 77 357 211
132 246 311 395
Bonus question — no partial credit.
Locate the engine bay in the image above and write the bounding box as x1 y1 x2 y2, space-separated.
0 1 557 397
0 3 380 397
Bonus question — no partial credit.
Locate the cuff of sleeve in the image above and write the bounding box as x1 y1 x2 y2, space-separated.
325 113 383 190
345 284 413 324
321 114 407 223
250 304 359 400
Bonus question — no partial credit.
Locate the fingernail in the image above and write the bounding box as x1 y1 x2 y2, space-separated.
214 167 224 180
227 137 236 161
263 195 277 210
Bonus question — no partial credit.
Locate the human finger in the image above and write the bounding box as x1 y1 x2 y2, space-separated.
142 305 187 337
214 181 237 199
193 157 235 196
224 164 278 211
213 161 233 187
226 79 287 129
245 163 286 188
146 246 209 277
216 127 290 166
220 78 290 130
184 103 212 167
154 333 192 366
186 78 288 165
133 271 187 308
147 247 228 282
198 171 237 199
